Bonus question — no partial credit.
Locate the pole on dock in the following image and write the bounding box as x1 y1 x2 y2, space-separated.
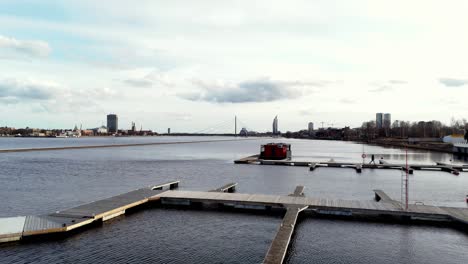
405 147 409 210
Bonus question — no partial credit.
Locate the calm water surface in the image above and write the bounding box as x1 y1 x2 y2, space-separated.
0 137 467 263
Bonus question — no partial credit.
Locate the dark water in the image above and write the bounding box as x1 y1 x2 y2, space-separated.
0 137 467 263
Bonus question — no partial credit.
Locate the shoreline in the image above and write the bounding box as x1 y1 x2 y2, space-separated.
0 138 261 153
361 139 453 154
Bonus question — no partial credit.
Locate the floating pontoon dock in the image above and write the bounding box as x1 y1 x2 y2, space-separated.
2 181 468 264
235 155 466 175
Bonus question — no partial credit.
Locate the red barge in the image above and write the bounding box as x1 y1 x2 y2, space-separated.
260 143 292 160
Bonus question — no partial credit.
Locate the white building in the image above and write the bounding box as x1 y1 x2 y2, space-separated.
96 126 108 134
272 115 278 135
308 122 314 135
383 113 391 129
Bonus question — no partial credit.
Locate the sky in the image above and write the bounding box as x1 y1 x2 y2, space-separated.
1 0 468 133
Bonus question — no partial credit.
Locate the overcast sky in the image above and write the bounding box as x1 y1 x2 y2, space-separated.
1 0 468 132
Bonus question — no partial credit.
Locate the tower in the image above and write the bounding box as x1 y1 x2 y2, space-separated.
376 113 383 129
107 114 118 133
272 116 278 135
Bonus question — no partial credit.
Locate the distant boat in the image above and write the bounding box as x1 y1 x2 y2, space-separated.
55 135 68 138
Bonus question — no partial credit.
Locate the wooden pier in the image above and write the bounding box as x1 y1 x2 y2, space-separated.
373 189 402 208
264 186 308 264
2 181 468 264
233 154 260 164
0 181 179 243
155 190 468 226
234 155 466 175
209 182 237 193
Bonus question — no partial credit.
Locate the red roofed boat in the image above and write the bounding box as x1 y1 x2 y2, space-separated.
260 143 291 160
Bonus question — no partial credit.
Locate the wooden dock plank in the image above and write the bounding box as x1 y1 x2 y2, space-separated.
0 217 26 242
263 186 309 264
236 155 467 175
51 188 162 219
3 183 468 246
263 205 308 264
209 182 237 193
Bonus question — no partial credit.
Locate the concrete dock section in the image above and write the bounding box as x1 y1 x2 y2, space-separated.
0 181 179 243
373 189 402 209
155 190 468 226
2 181 468 256
234 155 466 175
264 186 308 264
209 182 237 193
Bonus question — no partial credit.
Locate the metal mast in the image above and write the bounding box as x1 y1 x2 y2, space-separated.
401 147 409 210
235 115 237 137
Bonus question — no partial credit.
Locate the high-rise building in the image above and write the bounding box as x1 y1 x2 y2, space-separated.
376 113 383 129
308 122 314 135
383 113 391 129
107 114 118 133
272 115 278 135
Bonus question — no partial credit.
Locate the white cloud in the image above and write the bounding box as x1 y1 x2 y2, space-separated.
439 78 468 87
181 78 320 103
0 35 51 59
0 79 56 100
2 1 468 130
122 70 176 88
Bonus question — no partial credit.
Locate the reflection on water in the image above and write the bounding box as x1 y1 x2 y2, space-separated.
288 218 468 264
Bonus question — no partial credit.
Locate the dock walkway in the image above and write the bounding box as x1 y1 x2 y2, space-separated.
209 182 237 193
235 156 465 175
264 186 308 264
2 182 468 264
156 190 468 225
0 181 179 243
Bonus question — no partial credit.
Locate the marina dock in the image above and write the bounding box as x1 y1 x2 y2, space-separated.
0 181 179 243
234 155 466 175
264 186 308 264
1 182 468 263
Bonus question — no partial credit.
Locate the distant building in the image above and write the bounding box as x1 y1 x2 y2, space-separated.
81 129 94 136
272 115 279 135
376 113 383 129
239 127 248 137
168 128 171 134
107 114 118 133
308 122 314 135
96 126 108 134
383 113 391 129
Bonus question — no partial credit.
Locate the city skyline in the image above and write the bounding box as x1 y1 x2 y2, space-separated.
1 1 468 132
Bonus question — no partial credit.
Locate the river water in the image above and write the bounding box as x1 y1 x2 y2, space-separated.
0 137 467 263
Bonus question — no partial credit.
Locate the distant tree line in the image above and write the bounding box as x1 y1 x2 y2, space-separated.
360 118 467 139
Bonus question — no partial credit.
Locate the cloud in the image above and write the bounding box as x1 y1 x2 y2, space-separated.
122 70 175 88
340 98 356 104
369 85 393 93
439 78 468 87
0 78 117 115
0 35 51 59
299 109 315 116
0 79 55 101
181 78 320 103
123 78 153 88
368 80 406 93
389 80 407 84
